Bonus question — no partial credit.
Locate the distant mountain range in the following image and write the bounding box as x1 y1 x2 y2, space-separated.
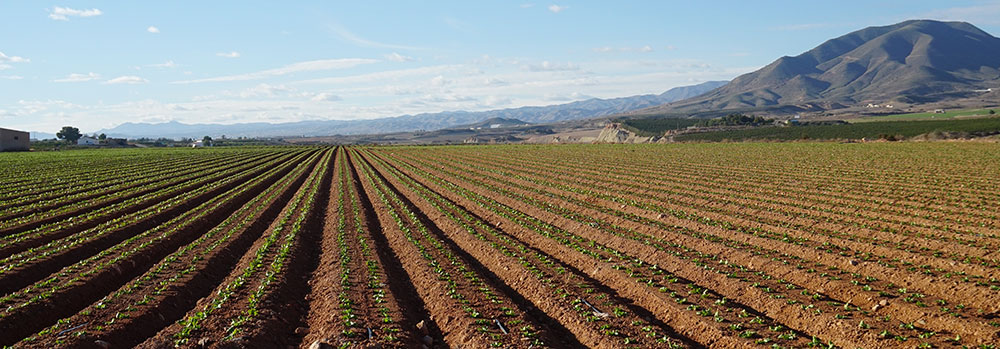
635 20 1000 115
30 132 57 140
97 81 726 139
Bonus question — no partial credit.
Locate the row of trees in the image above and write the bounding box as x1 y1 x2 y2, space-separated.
55 126 212 146
695 113 773 127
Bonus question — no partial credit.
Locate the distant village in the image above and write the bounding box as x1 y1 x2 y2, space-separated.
0 126 278 152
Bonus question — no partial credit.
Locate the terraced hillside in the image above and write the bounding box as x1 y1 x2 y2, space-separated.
1 144 998 348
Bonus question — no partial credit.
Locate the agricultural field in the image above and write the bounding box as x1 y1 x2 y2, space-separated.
673 116 1000 142
853 108 998 122
1 143 999 348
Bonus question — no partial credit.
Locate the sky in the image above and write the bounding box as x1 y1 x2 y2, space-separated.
3 1 1000 134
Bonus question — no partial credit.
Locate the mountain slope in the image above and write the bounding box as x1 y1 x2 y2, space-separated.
640 20 1000 114
98 81 726 138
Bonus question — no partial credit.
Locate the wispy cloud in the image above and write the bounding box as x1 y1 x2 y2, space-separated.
54 72 101 82
0 51 29 63
173 58 378 84
147 26 160 34
294 64 459 85
105 76 148 85
594 45 654 53
385 52 414 62
525 61 579 72
310 92 342 102
216 51 241 58
548 4 568 13
1 75 23 80
147 60 178 69
231 83 293 98
328 23 425 50
48 6 102 21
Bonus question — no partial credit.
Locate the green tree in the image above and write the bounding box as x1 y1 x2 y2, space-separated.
202 136 213 146
98 133 107 140
56 126 82 143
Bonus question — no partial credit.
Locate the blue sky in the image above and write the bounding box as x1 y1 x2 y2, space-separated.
2 1 1000 134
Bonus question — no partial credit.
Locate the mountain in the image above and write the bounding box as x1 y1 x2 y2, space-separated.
97 81 726 139
454 117 530 129
637 20 1000 115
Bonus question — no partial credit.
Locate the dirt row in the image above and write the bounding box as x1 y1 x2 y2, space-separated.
378 147 996 346
416 150 1000 342
448 150 1000 291
301 148 425 348
0 152 287 258
370 149 814 347
21 149 321 348
0 150 318 346
0 153 238 226
506 147 1000 223
352 149 564 348
0 151 305 295
460 150 1000 250
0 153 215 206
360 149 704 348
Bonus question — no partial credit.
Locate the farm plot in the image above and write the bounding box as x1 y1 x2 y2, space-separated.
0 142 998 348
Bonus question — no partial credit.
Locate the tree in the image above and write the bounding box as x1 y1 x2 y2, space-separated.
203 136 213 146
56 126 82 143
98 133 107 140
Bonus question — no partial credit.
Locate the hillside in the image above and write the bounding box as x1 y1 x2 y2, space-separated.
98 81 726 139
637 20 1000 115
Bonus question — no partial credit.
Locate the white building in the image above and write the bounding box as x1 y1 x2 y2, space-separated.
191 140 205 148
77 137 99 146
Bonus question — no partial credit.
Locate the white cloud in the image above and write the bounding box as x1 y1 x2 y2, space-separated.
545 92 594 101
483 77 509 86
147 26 160 34
0 52 29 63
1 75 23 80
216 51 241 58
548 4 567 13
234 83 293 98
594 45 655 53
294 64 459 85
49 6 102 21
105 76 149 85
385 52 414 62
148 60 178 68
310 92 342 102
173 58 378 84
430 75 450 86
0 64 10 70
525 61 579 72
328 23 425 50
54 72 101 82
482 95 512 107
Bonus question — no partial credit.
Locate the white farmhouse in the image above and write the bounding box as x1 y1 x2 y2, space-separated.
191 140 205 148
77 137 99 146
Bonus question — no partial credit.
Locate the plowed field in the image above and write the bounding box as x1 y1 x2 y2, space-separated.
1 143 998 348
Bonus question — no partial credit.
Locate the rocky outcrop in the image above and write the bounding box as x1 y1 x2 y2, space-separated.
594 124 659 143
